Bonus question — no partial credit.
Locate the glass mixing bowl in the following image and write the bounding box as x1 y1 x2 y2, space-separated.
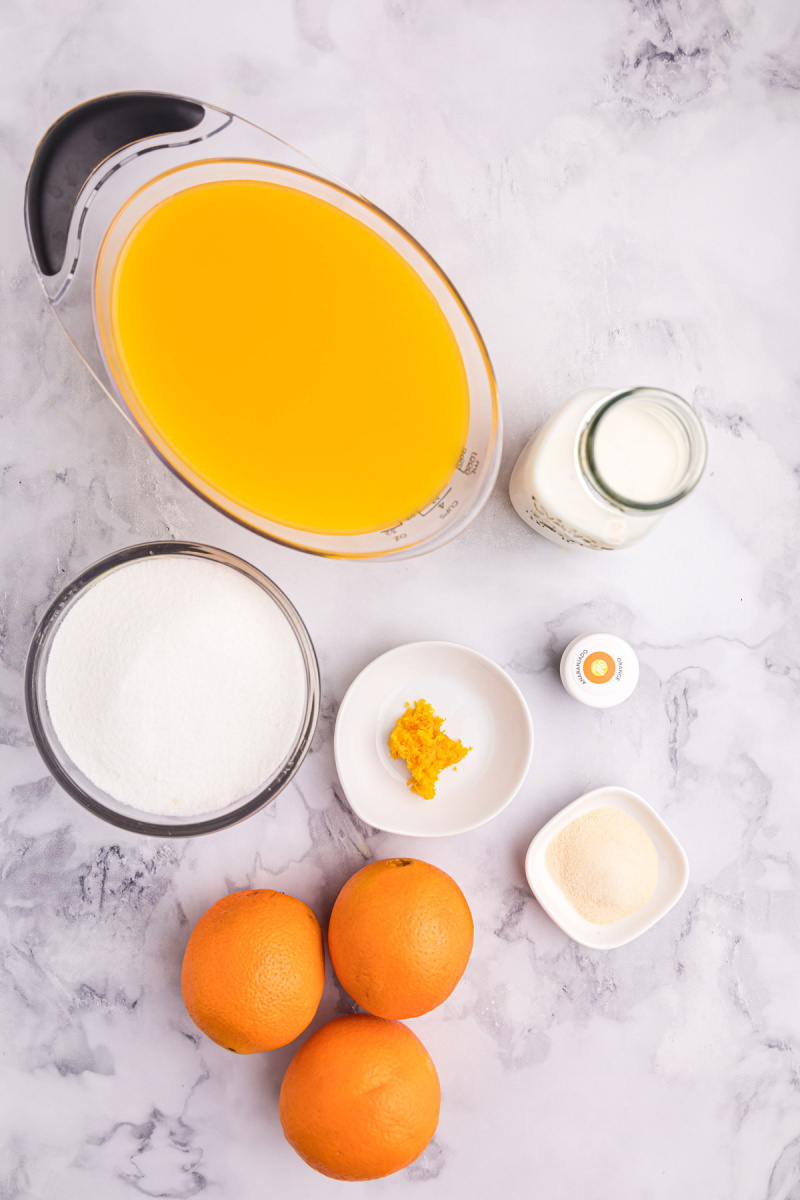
26 92 501 560
25 541 320 837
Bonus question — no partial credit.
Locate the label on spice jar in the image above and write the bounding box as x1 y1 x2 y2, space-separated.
580 650 621 685
561 635 638 708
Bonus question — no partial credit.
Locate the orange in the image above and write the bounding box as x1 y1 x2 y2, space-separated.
328 858 473 1019
180 889 324 1054
279 1014 440 1180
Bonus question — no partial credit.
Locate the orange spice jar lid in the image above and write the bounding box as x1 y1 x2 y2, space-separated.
559 634 639 708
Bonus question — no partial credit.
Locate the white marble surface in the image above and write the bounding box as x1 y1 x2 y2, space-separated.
2 1 800 1196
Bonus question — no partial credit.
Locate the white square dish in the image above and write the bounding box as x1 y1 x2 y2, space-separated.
524 786 689 950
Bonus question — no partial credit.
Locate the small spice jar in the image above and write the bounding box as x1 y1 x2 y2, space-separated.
560 633 639 707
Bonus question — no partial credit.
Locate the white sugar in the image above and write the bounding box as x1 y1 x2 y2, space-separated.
45 556 307 816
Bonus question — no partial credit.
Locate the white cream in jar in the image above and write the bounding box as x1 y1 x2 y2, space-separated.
509 387 707 550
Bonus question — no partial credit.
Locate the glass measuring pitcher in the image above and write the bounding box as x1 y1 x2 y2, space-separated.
25 91 500 560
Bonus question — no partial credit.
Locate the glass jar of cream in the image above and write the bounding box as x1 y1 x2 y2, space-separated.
509 387 708 550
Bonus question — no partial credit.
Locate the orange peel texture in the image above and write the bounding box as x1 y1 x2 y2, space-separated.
388 698 471 799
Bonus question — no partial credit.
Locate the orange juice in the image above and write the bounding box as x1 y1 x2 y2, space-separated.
107 179 470 534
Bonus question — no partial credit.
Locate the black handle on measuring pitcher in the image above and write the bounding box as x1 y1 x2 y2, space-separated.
25 91 205 277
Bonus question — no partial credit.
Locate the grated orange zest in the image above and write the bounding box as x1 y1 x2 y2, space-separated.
388 698 471 800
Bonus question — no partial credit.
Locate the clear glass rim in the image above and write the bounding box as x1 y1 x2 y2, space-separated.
24 540 321 837
578 387 708 514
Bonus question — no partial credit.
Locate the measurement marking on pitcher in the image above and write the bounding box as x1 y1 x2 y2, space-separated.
419 487 453 518
457 450 480 475
381 526 408 542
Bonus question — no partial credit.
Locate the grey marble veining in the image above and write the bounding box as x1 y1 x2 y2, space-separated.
2 1 800 1196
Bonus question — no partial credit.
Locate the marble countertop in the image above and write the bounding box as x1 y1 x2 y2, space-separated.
2 1 800 1196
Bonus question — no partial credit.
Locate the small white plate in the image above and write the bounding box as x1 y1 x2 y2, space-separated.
524 786 689 949
334 641 534 837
